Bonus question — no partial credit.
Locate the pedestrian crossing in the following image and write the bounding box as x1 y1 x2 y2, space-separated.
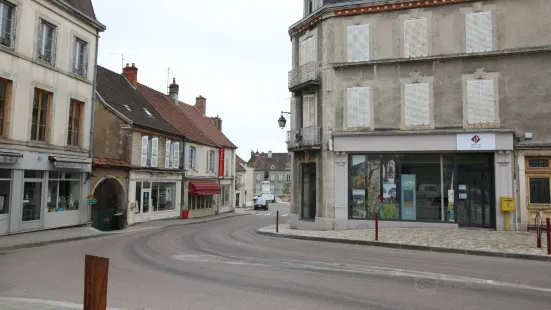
254 212 289 217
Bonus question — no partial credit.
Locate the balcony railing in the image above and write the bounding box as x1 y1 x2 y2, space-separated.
288 61 320 91
286 126 321 150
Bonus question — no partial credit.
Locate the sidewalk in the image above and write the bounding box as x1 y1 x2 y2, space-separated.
257 224 551 262
0 297 123 310
0 211 250 252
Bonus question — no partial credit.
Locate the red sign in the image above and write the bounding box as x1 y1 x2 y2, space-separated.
218 148 225 177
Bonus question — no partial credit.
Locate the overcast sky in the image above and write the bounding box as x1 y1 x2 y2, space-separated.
93 0 303 161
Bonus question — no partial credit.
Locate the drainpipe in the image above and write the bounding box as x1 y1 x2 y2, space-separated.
181 137 187 215
87 32 100 225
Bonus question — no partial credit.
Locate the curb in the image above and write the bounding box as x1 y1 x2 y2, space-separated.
0 213 250 252
255 229 551 263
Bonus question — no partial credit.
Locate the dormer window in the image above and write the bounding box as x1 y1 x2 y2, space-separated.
143 108 153 118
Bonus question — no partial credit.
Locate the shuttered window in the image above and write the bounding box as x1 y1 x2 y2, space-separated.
404 18 428 58
173 142 180 169
347 87 371 128
466 80 495 124
140 136 148 167
165 140 171 168
466 11 492 53
347 24 370 62
299 36 316 66
529 178 550 204
150 137 158 167
404 83 430 126
302 95 316 128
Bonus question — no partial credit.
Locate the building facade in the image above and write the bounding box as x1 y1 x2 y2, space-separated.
235 155 247 207
248 150 291 198
0 0 105 235
92 65 184 229
287 0 551 231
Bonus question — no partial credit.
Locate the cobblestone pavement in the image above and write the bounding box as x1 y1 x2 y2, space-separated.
258 224 549 256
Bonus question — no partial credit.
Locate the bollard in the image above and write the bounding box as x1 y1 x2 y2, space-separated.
547 218 550 255
375 211 379 241
537 213 542 248
83 254 109 310
276 210 279 233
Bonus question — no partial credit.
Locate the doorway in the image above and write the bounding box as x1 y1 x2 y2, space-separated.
92 178 125 231
235 192 240 207
141 189 151 221
456 154 495 228
300 163 316 220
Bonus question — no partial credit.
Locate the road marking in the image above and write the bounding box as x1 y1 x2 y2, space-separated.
264 213 271 216
170 255 551 294
0 297 124 310
282 214 289 217
254 214 261 215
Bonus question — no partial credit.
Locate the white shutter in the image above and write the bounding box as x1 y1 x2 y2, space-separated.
206 152 210 171
405 19 428 58
150 137 158 167
358 87 371 127
478 11 493 52
347 87 359 127
466 80 481 124
347 25 358 62
357 24 370 61
214 150 219 173
308 36 316 63
173 142 180 169
404 20 414 58
465 13 479 53
299 39 307 66
140 136 148 167
405 84 430 126
308 96 316 127
302 95 311 127
479 79 495 123
165 140 171 168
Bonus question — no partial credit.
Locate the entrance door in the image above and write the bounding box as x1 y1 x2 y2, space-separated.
301 163 316 220
457 168 493 228
141 189 152 221
21 180 43 231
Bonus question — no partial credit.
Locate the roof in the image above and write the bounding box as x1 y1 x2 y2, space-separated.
60 0 96 19
96 66 180 136
137 84 216 147
236 155 247 172
93 158 130 168
137 84 237 149
248 152 290 171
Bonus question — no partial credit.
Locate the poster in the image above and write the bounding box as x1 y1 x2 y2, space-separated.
447 189 455 222
400 174 416 220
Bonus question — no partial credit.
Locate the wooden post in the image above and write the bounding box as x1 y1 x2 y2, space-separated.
83 254 109 310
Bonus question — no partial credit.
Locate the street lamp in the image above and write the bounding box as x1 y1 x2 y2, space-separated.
278 111 291 129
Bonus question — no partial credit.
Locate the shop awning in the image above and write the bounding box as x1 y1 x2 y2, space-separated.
0 151 23 164
49 156 92 170
189 182 221 195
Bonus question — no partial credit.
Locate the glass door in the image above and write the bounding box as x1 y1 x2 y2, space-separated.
141 189 151 221
457 169 493 228
300 163 316 220
21 171 45 231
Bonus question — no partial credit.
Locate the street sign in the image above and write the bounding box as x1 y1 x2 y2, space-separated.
87 198 97 204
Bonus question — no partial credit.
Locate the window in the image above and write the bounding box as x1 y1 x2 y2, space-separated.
404 18 428 58
0 78 11 136
347 86 371 128
187 146 196 170
22 171 44 222
465 11 492 53
151 137 159 167
151 182 176 211
270 173 275 182
143 108 153 118
165 140 171 168
37 19 57 64
0 169 11 215
172 142 180 168
278 174 283 182
224 151 229 176
404 83 430 126
529 178 550 204
529 159 549 168
307 0 313 14
47 172 80 212
302 95 316 128
140 136 148 167
67 99 83 146
347 24 370 62
221 185 230 206
0 0 16 49
256 173 260 182
31 88 51 141
72 37 88 77
207 150 215 172
299 36 315 66
466 80 495 124
286 173 291 182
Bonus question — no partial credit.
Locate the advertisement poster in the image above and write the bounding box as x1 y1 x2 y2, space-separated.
447 189 455 222
400 174 416 220
218 148 225 177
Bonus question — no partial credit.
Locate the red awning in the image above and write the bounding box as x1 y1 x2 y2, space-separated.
189 182 221 195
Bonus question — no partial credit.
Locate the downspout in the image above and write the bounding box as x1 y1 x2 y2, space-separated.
87 31 100 225
181 137 187 215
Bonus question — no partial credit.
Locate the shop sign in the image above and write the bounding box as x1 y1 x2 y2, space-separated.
0 155 20 164
218 148 225 177
456 133 496 151
54 161 92 170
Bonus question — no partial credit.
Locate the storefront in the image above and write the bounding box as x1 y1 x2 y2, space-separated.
0 149 91 235
218 179 233 214
128 170 182 225
185 179 219 218
291 130 515 231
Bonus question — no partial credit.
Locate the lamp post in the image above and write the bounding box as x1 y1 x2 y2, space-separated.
278 111 291 129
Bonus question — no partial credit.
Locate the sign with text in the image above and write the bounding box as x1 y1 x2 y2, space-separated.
218 148 225 177
456 133 496 151
400 174 416 220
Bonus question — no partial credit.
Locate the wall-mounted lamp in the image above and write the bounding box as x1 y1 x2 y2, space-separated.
278 111 291 129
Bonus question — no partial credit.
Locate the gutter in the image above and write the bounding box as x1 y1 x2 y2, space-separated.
53 0 106 31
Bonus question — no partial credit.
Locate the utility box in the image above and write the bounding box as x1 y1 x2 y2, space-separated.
500 196 515 212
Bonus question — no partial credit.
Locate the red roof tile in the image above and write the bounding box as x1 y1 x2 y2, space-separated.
93 158 130 167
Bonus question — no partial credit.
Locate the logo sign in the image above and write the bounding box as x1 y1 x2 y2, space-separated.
218 148 225 177
471 135 481 144
456 133 496 151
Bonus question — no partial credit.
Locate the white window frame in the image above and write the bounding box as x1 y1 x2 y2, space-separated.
270 173 275 182
404 83 430 127
37 19 57 65
465 11 493 53
404 18 429 58
150 137 159 167
466 79 495 124
302 94 316 128
188 146 196 170
256 173 261 182
347 86 371 128
165 140 172 168
207 150 215 172
0 0 17 49
72 37 88 77
140 136 148 167
278 174 283 182
347 24 370 62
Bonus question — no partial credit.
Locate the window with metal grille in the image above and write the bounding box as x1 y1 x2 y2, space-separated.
529 178 550 204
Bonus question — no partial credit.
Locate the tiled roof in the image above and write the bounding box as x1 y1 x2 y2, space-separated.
137 84 237 149
236 155 247 172
96 66 179 136
93 158 130 167
137 84 217 147
59 0 97 21
248 152 290 171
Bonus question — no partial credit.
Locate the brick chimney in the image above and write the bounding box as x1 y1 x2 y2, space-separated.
195 95 206 115
209 115 222 131
168 78 179 104
122 63 138 87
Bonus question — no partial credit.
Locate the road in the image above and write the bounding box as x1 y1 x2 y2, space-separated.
0 203 550 310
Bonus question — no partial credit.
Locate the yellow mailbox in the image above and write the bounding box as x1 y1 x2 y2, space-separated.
500 196 515 231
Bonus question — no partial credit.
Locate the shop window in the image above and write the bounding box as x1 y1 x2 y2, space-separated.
31 88 52 142
529 178 550 204
47 173 80 212
151 182 176 212
0 169 11 215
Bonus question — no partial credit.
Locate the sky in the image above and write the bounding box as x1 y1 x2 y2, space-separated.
92 0 303 161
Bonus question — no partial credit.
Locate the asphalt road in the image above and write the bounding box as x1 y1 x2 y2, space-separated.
1 203 550 310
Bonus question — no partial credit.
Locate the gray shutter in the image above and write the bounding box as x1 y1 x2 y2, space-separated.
417 18 429 57
302 95 310 127
10 6 17 49
479 79 495 123
404 19 414 58
347 25 358 62
83 42 89 77
478 11 492 52
151 137 159 167
51 26 57 64
214 149 219 174
465 13 479 53
165 140 171 168
347 87 359 127
173 142 181 169
356 24 370 61
418 84 430 125
183 144 189 170
405 84 429 126
309 96 316 127
358 87 371 127
299 39 307 66
206 151 210 172
140 136 148 167
466 80 481 124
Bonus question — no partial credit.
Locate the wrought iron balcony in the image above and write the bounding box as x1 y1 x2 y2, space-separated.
286 126 321 150
288 61 320 91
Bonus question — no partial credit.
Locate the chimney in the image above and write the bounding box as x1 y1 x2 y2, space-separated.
168 78 179 104
209 115 222 131
122 63 138 87
195 95 206 115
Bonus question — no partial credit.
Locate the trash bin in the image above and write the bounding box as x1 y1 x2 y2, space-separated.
112 213 125 230
181 210 189 219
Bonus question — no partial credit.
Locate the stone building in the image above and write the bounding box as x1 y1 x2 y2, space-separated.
287 0 551 231
248 150 291 198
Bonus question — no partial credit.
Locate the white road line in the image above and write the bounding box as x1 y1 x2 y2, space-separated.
254 214 261 215
264 213 271 216
0 297 124 310
282 214 289 217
